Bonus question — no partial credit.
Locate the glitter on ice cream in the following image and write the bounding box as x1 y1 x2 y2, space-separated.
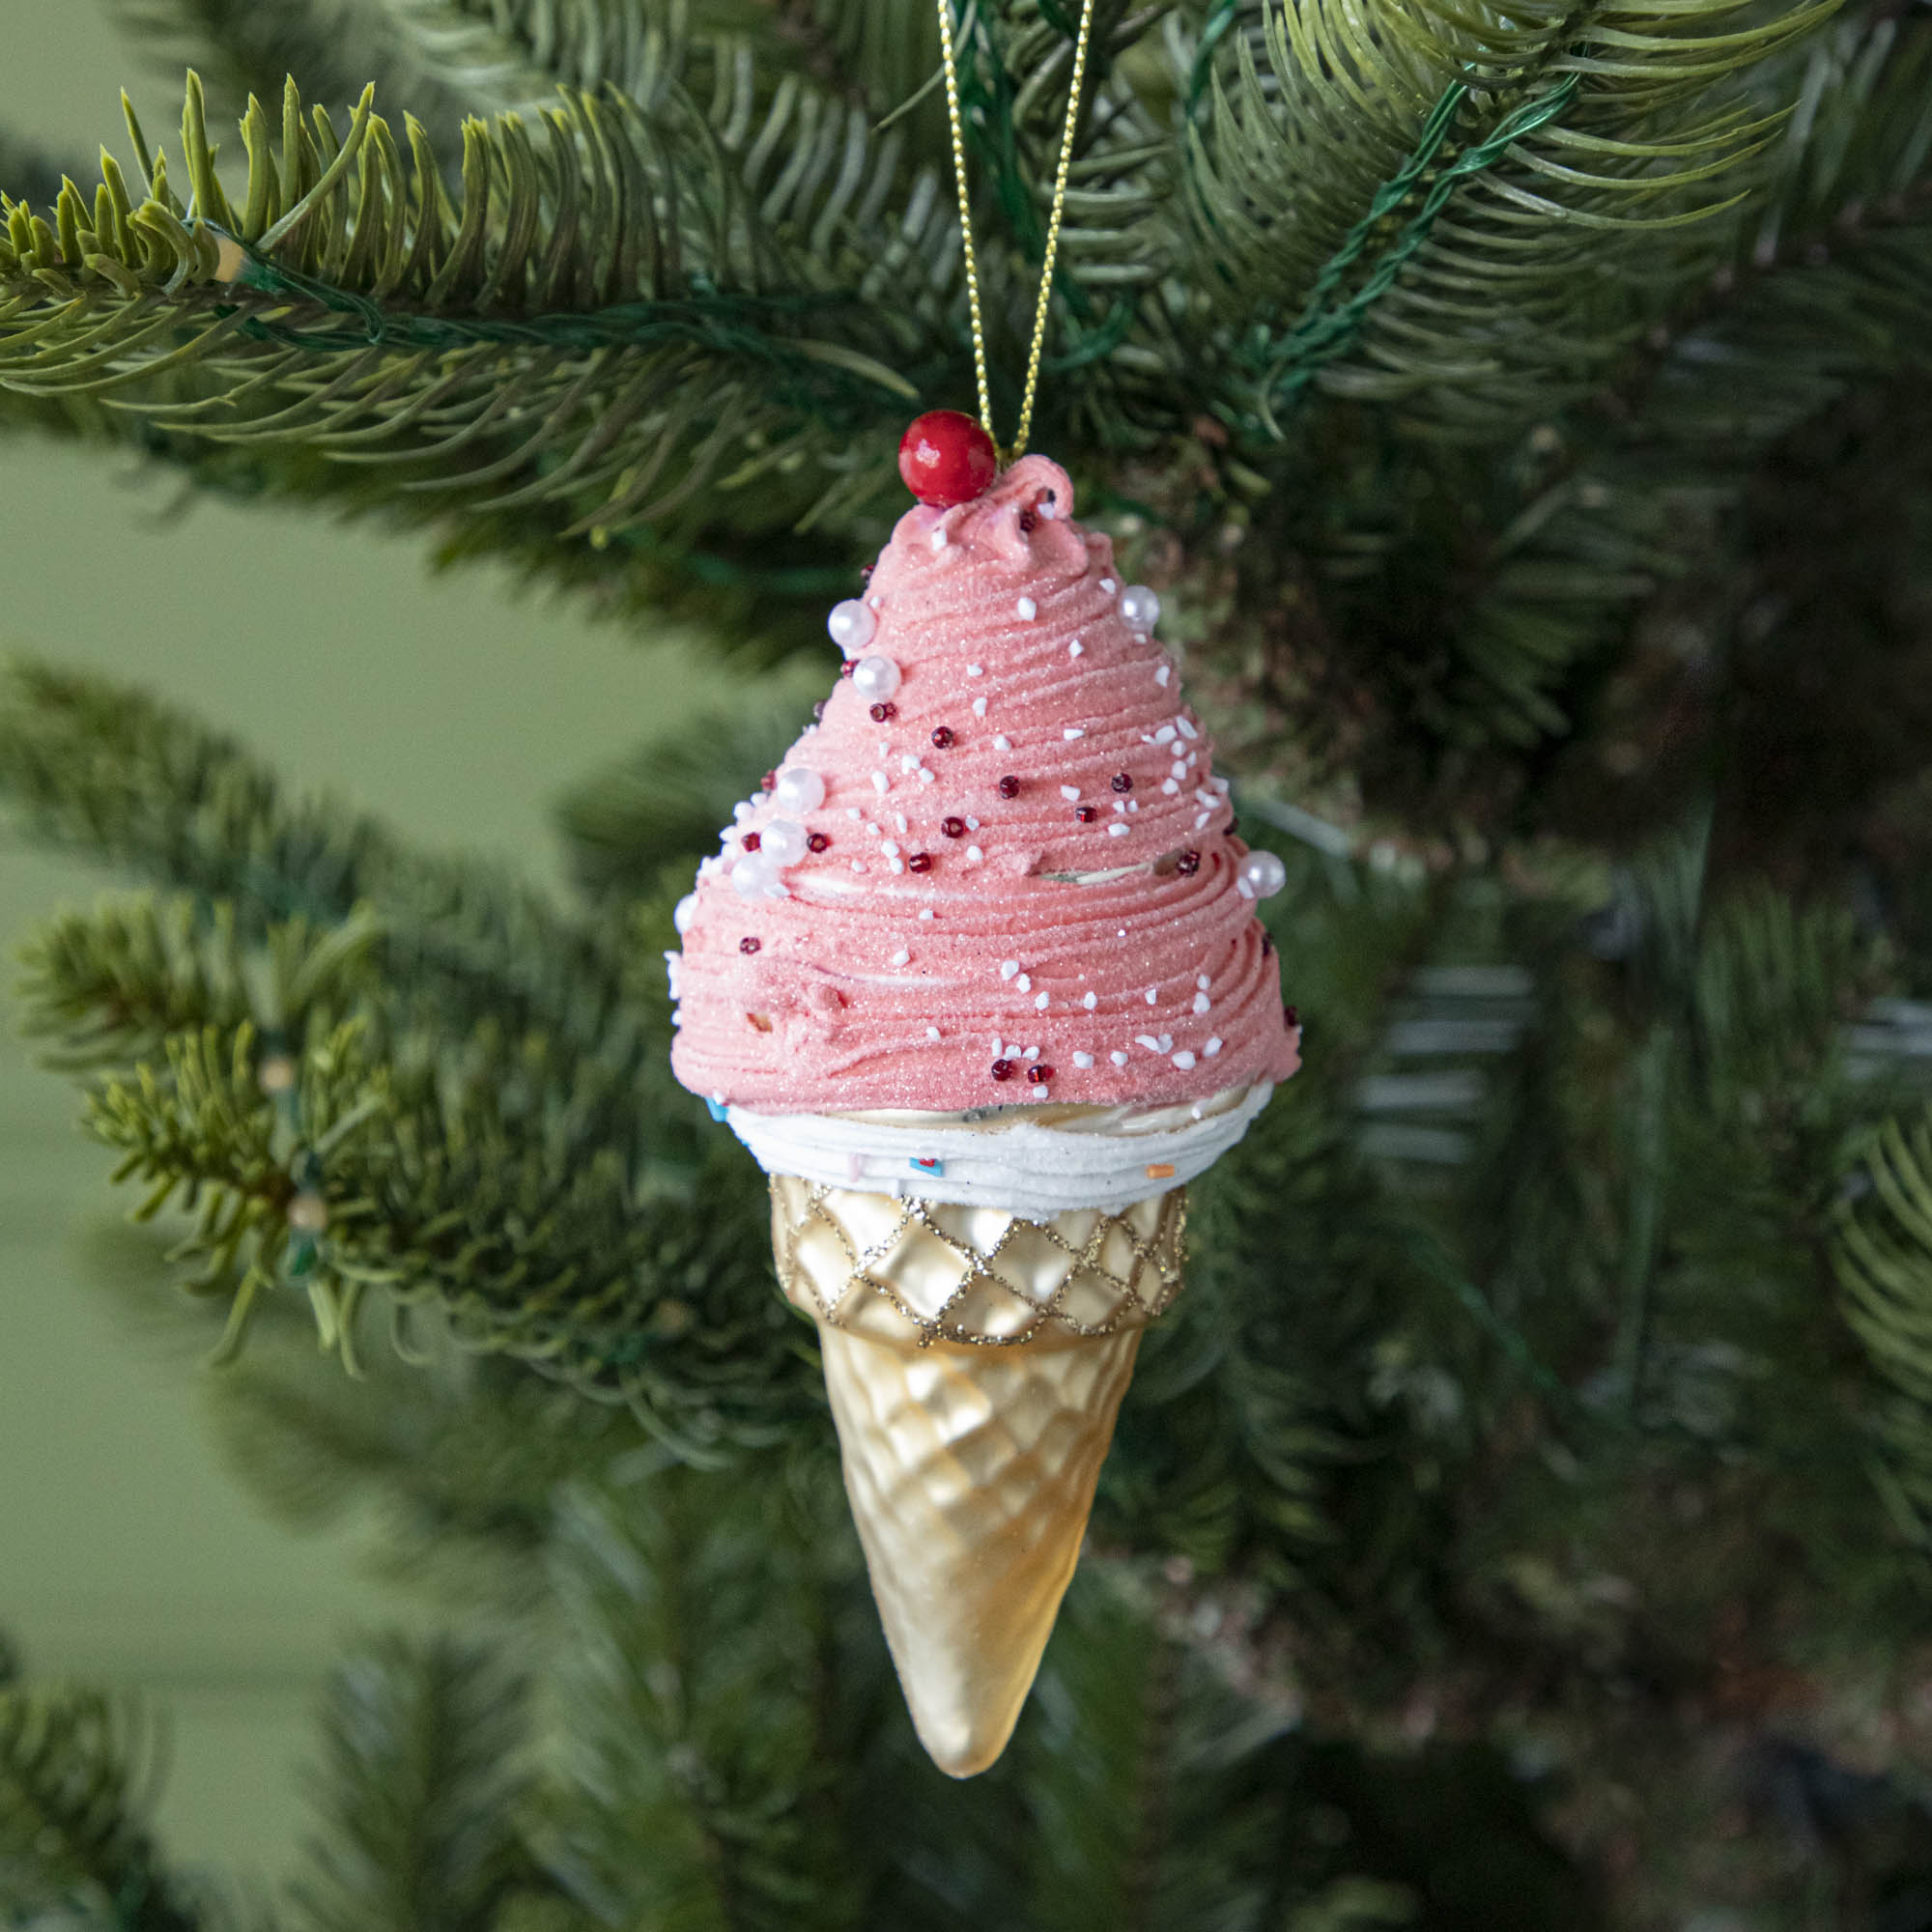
668 454 1301 1216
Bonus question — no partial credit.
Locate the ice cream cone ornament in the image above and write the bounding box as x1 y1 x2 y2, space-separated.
665 0 1302 1778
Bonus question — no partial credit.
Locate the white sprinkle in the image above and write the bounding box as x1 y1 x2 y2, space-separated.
1173 761 1189 781
1024 1046 1039 1061
877 739 891 755
1108 822 1130 838
1017 596 1037 620
1205 1036 1222 1056
1141 734 1157 746
1136 1034 1160 1051
1038 498 1057 520
1073 1051 1094 1068
1154 725 1177 746
920 908 934 920
1145 988 1158 1005
1236 878 1256 898
1001 960 1020 980
1064 726 1085 740
967 663 983 676
931 527 948 551
1212 776 1232 794
973 696 987 717
1158 1034 1173 1052
993 735 1011 753
901 753 921 773
1155 665 1171 687
1069 639 1084 658
1114 799 1127 813
871 771 889 793
1100 577 1116 593
1195 811 1212 830
927 1025 942 1040
850 860 866 871
868 593 883 610
1162 780 1179 795
965 815 980 830
895 812 908 834
1191 1103 1204 1121
1119 929 1128 939
1015 974 1032 992
1061 784 1081 802
1198 976 1211 990
1193 993 1211 1014
993 1038 1009 1057
881 839 899 856
919 769 936 784
1173 1050 1197 1070
1178 717 1199 740
889 858 904 874
1035 991 1050 1010
733 801 754 822
891 947 910 967
1083 991 1097 1009
1196 789 1218 808
966 845 983 864
1111 1050 1130 1067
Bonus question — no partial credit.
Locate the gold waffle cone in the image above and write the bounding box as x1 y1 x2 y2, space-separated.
769 1175 1185 1776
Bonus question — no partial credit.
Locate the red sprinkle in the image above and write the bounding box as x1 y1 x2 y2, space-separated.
941 816 965 838
742 832 762 852
930 725 954 749
1176 848 1201 875
869 701 896 723
761 770 777 791
812 701 827 721
1027 1065 1052 1085
1261 933 1274 956
838 661 854 678
1018 507 1038 533
997 775 1020 799
1284 1004 1299 1028
1075 805 1098 823
907 852 933 872
740 936 760 954
991 1058 1015 1082
1112 772 1133 793
807 831 830 853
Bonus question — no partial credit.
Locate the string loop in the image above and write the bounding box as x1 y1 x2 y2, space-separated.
933 0 1096 464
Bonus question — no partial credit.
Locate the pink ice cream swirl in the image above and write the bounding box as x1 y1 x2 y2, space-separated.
668 455 1302 1115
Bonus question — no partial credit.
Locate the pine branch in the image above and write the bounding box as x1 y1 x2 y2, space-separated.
0 1684 202 1932
532 1471 866 1931
554 658 828 900
0 69 942 554
1830 1111 1932 1554
1191 0 1844 443
289 1634 540 1932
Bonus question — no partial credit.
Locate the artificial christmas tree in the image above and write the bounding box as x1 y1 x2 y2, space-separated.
2 0 1932 1923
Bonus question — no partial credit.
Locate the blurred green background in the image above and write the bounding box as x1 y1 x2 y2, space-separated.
0 0 703 1889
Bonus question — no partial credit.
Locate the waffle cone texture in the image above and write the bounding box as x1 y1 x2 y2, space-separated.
769 1174 1184 1775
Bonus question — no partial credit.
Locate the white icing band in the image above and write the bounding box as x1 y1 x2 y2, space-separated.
724 1084 1273 1215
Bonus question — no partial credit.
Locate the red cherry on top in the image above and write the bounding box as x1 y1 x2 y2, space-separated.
898 410 997 507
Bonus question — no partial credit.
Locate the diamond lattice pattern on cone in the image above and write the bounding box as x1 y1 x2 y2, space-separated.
771 1176 1182 1774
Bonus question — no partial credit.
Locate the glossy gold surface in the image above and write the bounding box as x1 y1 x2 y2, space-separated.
769 1176 1184 1345
769 1179 1185 1775
817 1318 1144 1776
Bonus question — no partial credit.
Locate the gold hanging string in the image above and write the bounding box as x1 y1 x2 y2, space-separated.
933 0 1098 464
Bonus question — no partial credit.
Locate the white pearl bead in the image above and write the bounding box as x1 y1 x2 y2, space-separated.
731 854 775 899
850 656 901 702
672 894 698 935
827 598 876 656
1241 850 1288 899
1119 584 1160 633
773 766 825 813
760 819 807 865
